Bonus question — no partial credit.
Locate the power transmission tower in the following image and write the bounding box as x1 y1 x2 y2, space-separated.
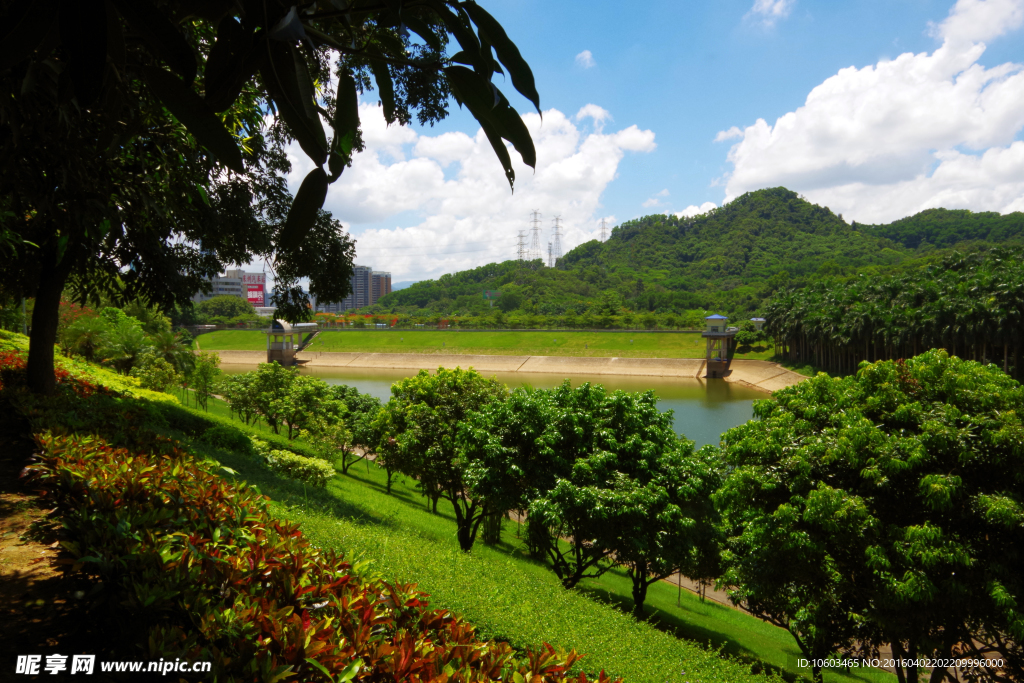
600 218 608 241
529 210 542 261
547 242 553 268
551 216 563 266
516 230 527 261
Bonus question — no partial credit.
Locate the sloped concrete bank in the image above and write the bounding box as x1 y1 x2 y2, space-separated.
209 350 806 394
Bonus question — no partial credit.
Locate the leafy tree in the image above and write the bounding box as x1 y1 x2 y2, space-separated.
330 384 382 473
274 375 344 440
716 351 1024 683
189 351 222 412
1 0 541 396
496 291 523 312
218 372 262 427
196 295 259 323
130 356 181 393
301 418 353 473
604 443 723 618
375 367 506 550
250 362 298 434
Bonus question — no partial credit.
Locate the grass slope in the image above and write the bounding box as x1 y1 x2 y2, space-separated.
197 329 776 360
183 406 892 683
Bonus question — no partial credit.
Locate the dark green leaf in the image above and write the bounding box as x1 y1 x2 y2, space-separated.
329 69 360 180
59 0 107 106
289 44 320 125
402 13 442 53
110 0 197 83
480 121 514 190
140 65 244 173
0 0 57 73
280 168 329 253
427 0 481 72
366 45 396 125
445 66 535 185
204 17 257 112
463 1 540 114
260 41 327 164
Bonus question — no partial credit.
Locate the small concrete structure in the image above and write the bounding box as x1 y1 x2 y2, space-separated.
701 314 737 378
750 317 766 331
265 320 318 366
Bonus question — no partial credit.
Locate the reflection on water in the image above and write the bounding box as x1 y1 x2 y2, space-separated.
220 364 766 447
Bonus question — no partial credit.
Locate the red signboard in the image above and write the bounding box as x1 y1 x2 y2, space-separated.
246 284 265 307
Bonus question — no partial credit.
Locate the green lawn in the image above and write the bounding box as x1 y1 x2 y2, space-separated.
196 329 776 360
184 407 892 683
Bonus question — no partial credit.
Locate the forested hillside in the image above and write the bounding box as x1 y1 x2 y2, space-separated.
368 188 1024 320
858 208 1024 249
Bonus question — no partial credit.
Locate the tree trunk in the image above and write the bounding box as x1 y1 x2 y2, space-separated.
27 244 74 395
631 561 649 618
385 467 393 494
482 510 503 545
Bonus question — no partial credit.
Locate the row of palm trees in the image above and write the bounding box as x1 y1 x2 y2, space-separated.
763 249 1024 379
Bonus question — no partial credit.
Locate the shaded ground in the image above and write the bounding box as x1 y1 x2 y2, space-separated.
0 402 111 680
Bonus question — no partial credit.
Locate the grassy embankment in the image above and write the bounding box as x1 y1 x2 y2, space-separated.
197 329 777 360
173 389 890 683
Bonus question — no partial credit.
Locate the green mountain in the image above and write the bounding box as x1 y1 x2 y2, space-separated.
857 208 1024 250
372 188 1024 319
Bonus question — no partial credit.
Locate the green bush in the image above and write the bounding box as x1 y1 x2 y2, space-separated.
266 449 335 487
200 424 254 455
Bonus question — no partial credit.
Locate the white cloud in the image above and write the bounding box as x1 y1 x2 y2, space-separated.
929 0 1024 45
575 50 596 68
746 0 795 27
714 126 743 142
642 188 671 208
674 202 718 219
576 104 612 133
719 0 1024 223
283 105 655 281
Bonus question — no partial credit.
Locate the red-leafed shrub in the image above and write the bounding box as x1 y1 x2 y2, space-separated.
0 350 102 397
22 429 616 683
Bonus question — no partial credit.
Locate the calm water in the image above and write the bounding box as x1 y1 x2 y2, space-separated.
220 365 766 447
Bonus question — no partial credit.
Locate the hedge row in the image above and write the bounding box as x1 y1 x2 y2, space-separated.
6 351 617 682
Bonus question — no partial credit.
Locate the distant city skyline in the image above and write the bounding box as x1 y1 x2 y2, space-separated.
252 0 1024 284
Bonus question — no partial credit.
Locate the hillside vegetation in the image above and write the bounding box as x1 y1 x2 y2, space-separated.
367 188 1024 320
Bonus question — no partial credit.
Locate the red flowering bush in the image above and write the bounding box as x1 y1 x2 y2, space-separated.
23 431 613 683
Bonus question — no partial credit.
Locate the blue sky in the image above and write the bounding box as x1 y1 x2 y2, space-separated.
276 0 1024 282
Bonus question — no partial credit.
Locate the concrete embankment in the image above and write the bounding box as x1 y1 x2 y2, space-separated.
208 350 806 394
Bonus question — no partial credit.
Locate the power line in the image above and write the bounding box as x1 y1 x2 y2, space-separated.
551 215 563 266
529 210 542 261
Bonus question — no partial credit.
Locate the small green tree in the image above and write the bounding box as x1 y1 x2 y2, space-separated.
196 295 259 323
301 417 353 472
274 375 344 440
189 351 222 412
375 367 506 550
218 373 262 426
130 356 181 393
251 362 298 434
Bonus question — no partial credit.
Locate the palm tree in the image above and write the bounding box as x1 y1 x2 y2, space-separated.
63 316 109 363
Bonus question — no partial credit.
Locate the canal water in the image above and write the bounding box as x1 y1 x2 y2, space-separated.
219 365 766 447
